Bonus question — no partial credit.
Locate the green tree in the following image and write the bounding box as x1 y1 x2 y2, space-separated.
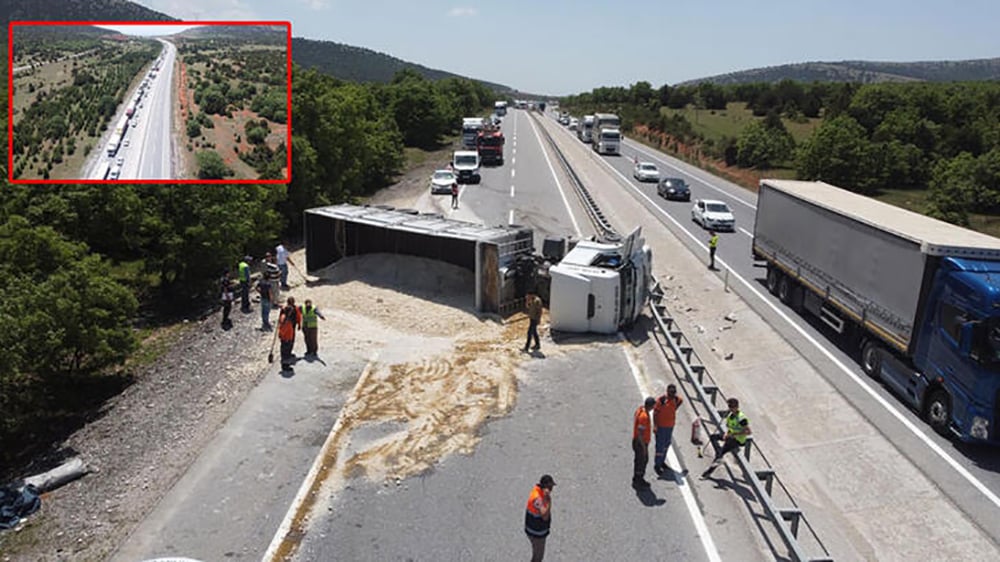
796 115 879 193
196 151 232 179
927 153 978 226
735 120 793 169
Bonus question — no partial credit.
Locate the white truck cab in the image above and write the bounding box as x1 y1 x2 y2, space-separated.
453 150 481 184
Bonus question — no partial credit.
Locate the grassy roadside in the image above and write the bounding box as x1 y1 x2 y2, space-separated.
661 101 821 144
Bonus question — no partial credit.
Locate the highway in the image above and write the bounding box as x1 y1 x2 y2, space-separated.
81 39 175 181
540 109 1000 546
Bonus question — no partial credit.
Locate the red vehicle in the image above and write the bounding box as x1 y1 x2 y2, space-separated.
476 126 505 165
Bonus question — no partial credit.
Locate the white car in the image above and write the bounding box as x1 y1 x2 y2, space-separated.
123 138 130 147
691 199 736 231
116 156 124 166
633 162 660 182
569 118 579 131
429 169 457 194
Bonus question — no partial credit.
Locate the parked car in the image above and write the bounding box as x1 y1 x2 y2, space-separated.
657 177 690 201
691 199 735 231
632 162 660 182
430 169 458 194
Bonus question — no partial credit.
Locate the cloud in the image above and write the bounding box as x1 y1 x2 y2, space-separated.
448 7 477 17
297 0 330 10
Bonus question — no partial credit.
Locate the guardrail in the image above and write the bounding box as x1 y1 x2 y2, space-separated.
530 109 833 561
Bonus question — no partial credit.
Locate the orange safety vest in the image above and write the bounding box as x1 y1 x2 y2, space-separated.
278 306 301 341
653 395 683 429
633 406 651 444
524 485 550 537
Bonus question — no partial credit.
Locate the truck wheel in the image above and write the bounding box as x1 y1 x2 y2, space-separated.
778 275 794 304
924 389 952 437
861 340 882 380
766 268 781 296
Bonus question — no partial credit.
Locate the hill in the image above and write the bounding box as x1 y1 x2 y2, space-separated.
682 57 1000 85
291 37 512 91
171 24 287 45
6 0 174 22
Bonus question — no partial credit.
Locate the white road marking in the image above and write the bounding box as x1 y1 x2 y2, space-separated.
739 227 753 238
512 156 515 165
511 168 516 179
624 140 757 210
526 115 583 238
510 184 515 197
589 148 1000 512
263 356 380 561
620 337 722 562
508 209 514 225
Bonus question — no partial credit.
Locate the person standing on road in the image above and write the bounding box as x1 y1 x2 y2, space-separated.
653 384 684 474
451 181 459 210
299 299 326 356
238 256 252 313
275 241 295 291
524 474 555 562
702 397 752 478
278 297 302 370
257 274 274 331
523 292 542 353
220 269 234 330
632 397 656 488
265 253 282 308
708 231 719 270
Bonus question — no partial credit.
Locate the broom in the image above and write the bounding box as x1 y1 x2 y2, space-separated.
267 323 279 363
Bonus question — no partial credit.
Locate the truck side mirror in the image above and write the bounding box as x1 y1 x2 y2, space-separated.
960 322 975 356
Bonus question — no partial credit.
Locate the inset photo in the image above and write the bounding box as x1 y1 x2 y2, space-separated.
9 21 291 184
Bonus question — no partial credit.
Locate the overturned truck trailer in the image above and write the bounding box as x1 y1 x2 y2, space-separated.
304 204 534 313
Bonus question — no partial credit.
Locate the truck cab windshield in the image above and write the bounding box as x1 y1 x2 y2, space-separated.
456 156 477 166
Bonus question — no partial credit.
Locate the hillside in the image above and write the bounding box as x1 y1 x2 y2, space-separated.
6 0 174 22
171 24 287 45
682 57 1000 85
291 37 511 91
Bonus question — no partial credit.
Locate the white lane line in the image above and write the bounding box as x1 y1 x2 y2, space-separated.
510 184 515 198
624 140 757 210
620 337 722 562
511 168 516 179
590 149 1000 512
526 115 583 238
508 209 514 225
512 156 515 165
739 227 753 238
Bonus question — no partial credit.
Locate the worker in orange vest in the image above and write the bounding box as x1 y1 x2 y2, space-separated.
632 397 656 488
278 296 302 370
653 384 684 475
524 474 555 562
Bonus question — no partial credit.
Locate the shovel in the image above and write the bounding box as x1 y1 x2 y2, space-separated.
267 324 279 363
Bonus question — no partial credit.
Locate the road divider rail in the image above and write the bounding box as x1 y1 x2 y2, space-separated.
531 110 833 562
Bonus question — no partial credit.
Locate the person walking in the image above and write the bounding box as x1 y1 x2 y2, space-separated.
278 297 302 370
450 181 459 210
275 241 295 291
702 397 752 478
220 269 234 330
258 274 274 331
238 256 252 313
653 384 684 474
523 292 542 353
632 397 656 488
299 299 326 356
524 474 555 562
708 231 719 270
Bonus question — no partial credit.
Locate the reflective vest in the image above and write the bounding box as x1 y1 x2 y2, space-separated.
279 306 300 341
633 406 651 444
653 395 683 428
301 305 319 328
726 410 750 444
709 234 719 249
238 261 250 283
524 485 550 537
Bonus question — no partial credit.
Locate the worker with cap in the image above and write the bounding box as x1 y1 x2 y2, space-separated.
632 397 656 488
708 231 719 270
238 255 252 313
653 383 684 474
702 397 752 478
524 474 555 562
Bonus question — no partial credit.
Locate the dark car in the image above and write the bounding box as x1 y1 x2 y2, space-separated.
658 177 691 201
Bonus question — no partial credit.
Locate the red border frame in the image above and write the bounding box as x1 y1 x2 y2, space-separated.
8 20 293 185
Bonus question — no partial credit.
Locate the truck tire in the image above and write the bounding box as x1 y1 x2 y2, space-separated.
778 275 793 303
861 340 882 380
766 267 781 296
924 389 952 437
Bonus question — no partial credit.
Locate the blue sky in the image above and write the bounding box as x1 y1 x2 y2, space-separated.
134 0 1000 94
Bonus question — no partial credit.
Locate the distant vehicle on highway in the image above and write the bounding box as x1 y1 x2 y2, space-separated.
116 156 124 166
124 138 130 148
452 150 481 184
429 169 457 194
657 178 691 201
578 115 595 143
108 164 122 180
592 127 621 155
632 162 659 182
569 118 579 131
691 199 735 231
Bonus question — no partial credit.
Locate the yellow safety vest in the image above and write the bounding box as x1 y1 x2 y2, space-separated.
238 261 250 282
709 235 719 249
301 305 319 328
726 411 749 444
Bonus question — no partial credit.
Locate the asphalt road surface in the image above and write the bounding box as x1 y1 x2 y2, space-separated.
540 111 1000 546
119 39 176 180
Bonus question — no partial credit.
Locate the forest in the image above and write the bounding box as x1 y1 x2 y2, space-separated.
0 66 495 471
561 80 1000 227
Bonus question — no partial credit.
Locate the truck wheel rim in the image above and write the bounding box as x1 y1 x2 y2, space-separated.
929 400 947 424
863 348 878 372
